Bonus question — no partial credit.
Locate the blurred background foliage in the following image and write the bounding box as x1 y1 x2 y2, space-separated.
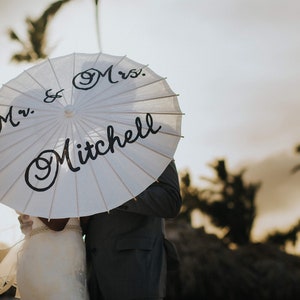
1 1 300 299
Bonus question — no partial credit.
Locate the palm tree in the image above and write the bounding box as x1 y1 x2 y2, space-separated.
265 219 300 250
8 0 101 63
8 0 72 62
198 159 260 246
176 160 260 246
176 170 202 224
291 143 300 173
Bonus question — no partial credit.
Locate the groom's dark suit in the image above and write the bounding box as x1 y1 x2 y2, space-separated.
84 160 182 300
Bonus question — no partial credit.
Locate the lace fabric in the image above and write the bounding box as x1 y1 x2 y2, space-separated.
0 217 89 300
0 239 23 297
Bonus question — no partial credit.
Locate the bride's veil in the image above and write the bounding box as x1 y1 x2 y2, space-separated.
0 239 23 298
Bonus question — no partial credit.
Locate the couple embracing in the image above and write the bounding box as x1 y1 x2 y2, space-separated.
16 161 181 300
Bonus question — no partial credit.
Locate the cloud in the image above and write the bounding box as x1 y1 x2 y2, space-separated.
241 149 300 238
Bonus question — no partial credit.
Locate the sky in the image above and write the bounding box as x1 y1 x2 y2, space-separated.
1 0 300 248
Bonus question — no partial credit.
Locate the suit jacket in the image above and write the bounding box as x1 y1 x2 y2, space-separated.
84 160 182 300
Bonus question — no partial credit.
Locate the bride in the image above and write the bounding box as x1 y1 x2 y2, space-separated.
1 215 89 300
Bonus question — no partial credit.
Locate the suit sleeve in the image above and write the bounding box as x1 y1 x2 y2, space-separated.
117 160 182 218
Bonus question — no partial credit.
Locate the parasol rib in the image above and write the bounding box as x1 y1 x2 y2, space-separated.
71 118 110 212
47 58 69 107
77 73 166 110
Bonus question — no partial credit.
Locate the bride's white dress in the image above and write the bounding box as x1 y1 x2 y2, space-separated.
16 217 89 300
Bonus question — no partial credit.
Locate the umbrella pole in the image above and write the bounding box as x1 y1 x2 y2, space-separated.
95 0 102 52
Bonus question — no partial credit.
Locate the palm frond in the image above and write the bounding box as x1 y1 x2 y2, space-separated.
8 0 72 63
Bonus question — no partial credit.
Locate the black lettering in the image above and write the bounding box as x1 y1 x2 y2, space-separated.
25 113 161 192
72 66 118 90
0 106 19 133
43 88 64 103
25 138 80 192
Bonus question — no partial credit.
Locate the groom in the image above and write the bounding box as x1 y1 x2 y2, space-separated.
82 160 181 300
20 160 182 300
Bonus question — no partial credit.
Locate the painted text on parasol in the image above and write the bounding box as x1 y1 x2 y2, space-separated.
24 113 161 192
